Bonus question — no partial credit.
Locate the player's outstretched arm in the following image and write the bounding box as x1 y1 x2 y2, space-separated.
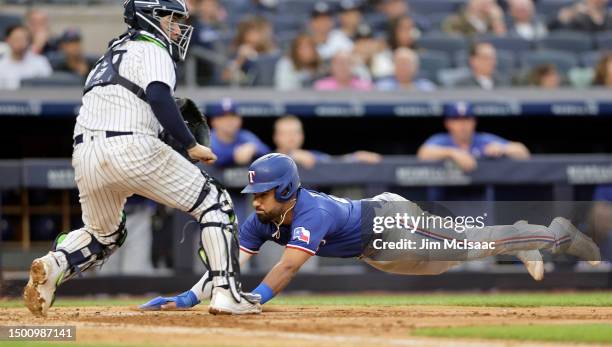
251 248 312 305
139 251 253 310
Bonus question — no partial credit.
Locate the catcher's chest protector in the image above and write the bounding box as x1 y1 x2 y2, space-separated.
83 47 148 102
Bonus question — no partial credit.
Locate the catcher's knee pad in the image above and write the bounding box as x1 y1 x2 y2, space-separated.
195 172 242 303
53 212 128 284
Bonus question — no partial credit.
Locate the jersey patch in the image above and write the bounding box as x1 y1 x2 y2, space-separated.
292 227 310 244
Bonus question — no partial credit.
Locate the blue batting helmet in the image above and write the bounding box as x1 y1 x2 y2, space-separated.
241 153 301 202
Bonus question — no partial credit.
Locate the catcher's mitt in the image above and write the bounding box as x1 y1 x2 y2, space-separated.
161 97 211 162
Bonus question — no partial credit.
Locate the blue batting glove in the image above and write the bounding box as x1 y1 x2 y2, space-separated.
139 290 200 310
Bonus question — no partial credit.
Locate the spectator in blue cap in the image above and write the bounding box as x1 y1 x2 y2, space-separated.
417 102 530 171
209 98 271 167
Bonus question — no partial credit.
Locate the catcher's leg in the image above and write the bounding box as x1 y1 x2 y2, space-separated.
120 139 260 315
24 140 130 317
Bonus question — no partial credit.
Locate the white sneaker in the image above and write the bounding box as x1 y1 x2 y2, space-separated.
514 250 544 281
208 287 261 315
23 253 64 317
551 217 601 266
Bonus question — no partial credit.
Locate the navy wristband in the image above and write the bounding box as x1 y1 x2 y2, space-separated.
252 283 274 304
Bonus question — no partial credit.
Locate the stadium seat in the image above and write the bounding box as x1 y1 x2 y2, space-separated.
427 12 453 32
595 32 612 50
580 51 603 68
273 16 306 34
0 14 22 41
455 49 516 73
417 33 469 55
520 49 579 73
537 31 594 53
21 72 84 87
436 67 471 87
475 35 533 53
277 0 318 16
407 0 460 15
536 0 575 19
419 50 452 78
249 53 282 87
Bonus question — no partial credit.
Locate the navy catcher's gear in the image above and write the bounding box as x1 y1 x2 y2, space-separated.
123 0 193 61
241 153 301 202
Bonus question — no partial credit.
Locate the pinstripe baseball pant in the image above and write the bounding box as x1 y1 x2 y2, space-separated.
53 130 234 284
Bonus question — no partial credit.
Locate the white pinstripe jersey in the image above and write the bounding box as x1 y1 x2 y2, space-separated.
75 37 176 137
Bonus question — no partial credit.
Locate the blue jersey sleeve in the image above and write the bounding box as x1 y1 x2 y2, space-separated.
423 133 453 147
240 130 271 157
210 131 237 167
238 214 266 254
594 185 612 202
477 132 509 145
287 208 334 255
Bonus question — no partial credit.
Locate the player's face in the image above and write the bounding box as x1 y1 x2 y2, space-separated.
160 14 183 41
445 118 476 142
252 189 285 223
274 119 304 151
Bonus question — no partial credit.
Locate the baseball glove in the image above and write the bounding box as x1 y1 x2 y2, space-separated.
161 97 211 162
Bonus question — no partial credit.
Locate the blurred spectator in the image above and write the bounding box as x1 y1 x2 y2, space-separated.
338 0 364 40
551 0 612 32
275 34 322 90
0 25 52 90
309 2 353 60
377 0 430 32
25 9 55 55
192 0 229 49
314 51 373 90
593 53 612 87
53 28 92 78
373 16 420 78
274 115 382 168
274 115 331 168
376 48 436 91
223 16 276 86
456 42 507 90
528 64 561 89
418 102 530 171
351 24 381 81
443 0 507 36
507 0 548 40
209 98 270 167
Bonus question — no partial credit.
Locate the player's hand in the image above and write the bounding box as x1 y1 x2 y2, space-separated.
450 150 477 172
139 290 200 311
188 144 217 165
483 142 507 158
352 150 383 164
234 143 258 165
290 149 317 169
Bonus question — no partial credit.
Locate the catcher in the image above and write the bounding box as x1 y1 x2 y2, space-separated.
24 0 259 317
141 153 601 310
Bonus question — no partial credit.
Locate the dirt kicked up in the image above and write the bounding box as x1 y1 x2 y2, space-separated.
1 301 612 347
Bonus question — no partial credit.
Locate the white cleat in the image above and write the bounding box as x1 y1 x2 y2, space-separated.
551 217 601 266
208 287 261 315
23 253 64 317
514 250 544 281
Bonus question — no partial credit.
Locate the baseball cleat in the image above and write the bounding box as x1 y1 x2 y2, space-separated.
551 217 601 266
209 287 261 315
23 253 63 317
514 250 544 281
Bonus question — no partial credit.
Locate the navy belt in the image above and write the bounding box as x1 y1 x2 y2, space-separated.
73 131 133 146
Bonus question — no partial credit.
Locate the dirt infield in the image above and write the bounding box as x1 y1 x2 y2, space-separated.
2 303 612 346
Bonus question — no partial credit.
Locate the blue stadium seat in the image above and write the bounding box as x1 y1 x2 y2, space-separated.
475 35 533 53
277 0 319 16
580 51 602 68
418 50 452 79
595 32 612 50
407 0 460 15
0 14 22 41
520 49 579 73
21 72 84 87
417 33 469 55
537 31 594 53
273 16 306 34
536 0 575 19
454 49 516 73
428 12 453 32
249 52 282 87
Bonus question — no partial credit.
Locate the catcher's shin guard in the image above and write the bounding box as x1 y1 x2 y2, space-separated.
53 212 128 285
197 173 243 303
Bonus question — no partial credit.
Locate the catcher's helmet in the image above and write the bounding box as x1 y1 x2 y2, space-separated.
123 0 193 61
241 153 301 202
